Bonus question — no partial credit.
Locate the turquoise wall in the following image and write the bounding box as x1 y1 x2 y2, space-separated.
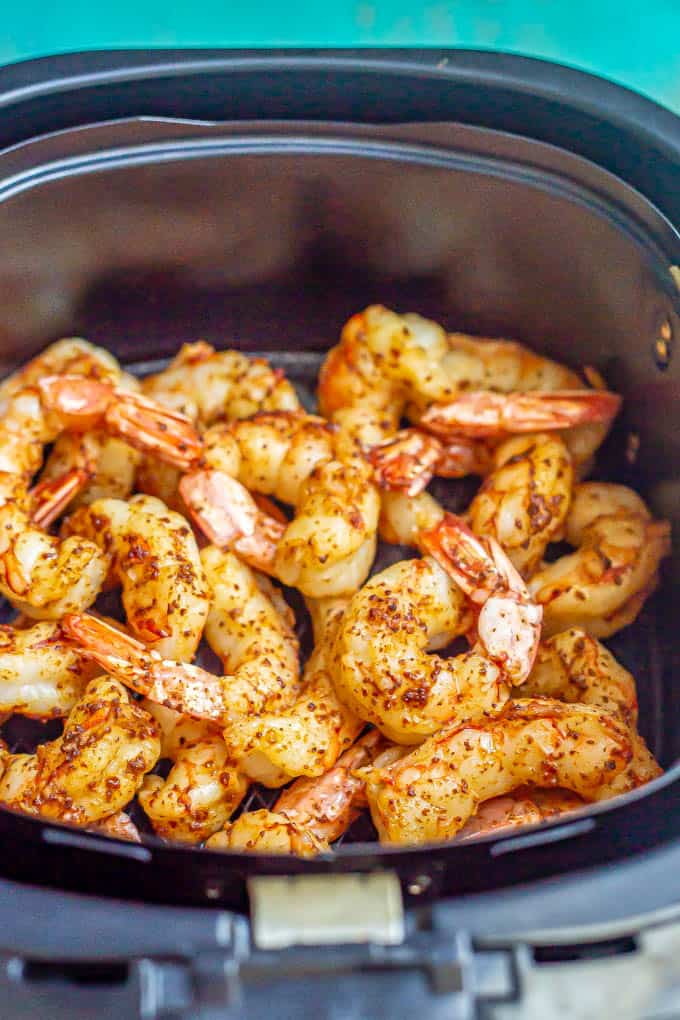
1 2 679 113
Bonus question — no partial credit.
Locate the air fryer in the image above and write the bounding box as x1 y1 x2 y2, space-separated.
0 50 678 1020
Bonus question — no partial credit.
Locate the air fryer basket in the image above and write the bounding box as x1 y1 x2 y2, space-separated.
0 52 678 930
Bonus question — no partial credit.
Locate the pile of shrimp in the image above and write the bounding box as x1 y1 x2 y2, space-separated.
0 310 670 855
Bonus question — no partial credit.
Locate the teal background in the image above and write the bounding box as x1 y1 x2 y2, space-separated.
1 2 679 114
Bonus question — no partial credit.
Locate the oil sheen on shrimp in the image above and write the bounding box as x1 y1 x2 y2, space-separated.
180 411 380 598
64 494 210 661
364 699 635 845
529 483 671 637
206 731 385 855
333 514 542 744
0 676 160 827
222 597 363 786
466 433 574 577
139 702 247 844
0 620 99 718
62 546 300 725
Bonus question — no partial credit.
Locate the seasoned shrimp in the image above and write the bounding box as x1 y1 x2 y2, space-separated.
88 812 141 842
138 702 247 844
0 676 160 826
181 411 380 598
206 731 386 855
466 434 574 577
62 546 300 724
223 597 363 786
64 495 209 661
136 342 301 510
41 430 141 508
364 699 634 845
523 629 661 792
205 809 328 856
524 628 638 725
0 620 99 718
529 483 671 637
333 514 542 744
0 371 202 618
320 306 618 491
455 788 586 841
142 341 301 426
0 338 122 402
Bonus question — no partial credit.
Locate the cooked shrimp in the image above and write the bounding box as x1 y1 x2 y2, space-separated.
138 700 247 844
419 389 620 440
223 597 363 786
0 620 99 718
0 676 160 826
0 338 122 402
0 370 202 618
62 546 300 724
524 628 638 725
455 787 586 842
206 730 385 855
142 341 301 427
136 342 301 510
364 699 634 845
41 430 141 508
333 514 542 744
181 411 380 598
205 809 328 856
529 483 671 637
320 306 617 491
88 812 141 842
64 495 209 661
419 513 543 684
466 434 574 577
523 630 662 792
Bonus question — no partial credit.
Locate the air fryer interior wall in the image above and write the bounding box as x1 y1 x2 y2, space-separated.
0 114 678 908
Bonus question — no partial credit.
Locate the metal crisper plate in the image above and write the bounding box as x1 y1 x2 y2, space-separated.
0 348 667 850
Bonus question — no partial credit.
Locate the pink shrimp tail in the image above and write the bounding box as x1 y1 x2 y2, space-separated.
29 467 92 528
180 469 283 571
420 389 622 439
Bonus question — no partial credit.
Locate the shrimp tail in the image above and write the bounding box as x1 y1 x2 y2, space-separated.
421 389 622 439
38 375 203 470
367 429 444 496
29 467 92 528
180 469 284 570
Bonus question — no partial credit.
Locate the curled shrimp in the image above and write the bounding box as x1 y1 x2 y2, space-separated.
333 514 542 744
223 597 363 786
138 702 248 844
524 628 639 725
142 341 301 427
136 342 301 511
0 619 99 718
0 676 160 827
181 411 380 598
528 483 671 637
206 731 386 855
320 305 618 492
364 698 635 845
466 433 574 577
0 371 202 618
62 546 300 724
523 629 661 792
64 494 209 662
